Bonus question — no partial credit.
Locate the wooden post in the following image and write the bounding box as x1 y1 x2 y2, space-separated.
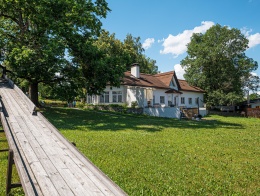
6 149 22 195
197 97 200 115
6 149 14 194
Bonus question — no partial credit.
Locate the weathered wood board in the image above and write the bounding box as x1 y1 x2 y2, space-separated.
0 79 127 196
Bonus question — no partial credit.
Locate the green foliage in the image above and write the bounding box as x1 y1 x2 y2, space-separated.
93 31 158 75
181 24 258 106
41 108 260 195
0 0 110 104
249 93 260 100
131 101 138 108
123 34 158 74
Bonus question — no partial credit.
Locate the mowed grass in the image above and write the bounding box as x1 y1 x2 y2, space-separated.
41 108 260 195
0 108 259 195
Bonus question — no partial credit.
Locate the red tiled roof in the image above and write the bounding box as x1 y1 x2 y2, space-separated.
122 71 205 93
178 79 205 93
122 71 169 89
154 71 175 86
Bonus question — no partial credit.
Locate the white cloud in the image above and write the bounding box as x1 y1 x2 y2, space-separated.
174 64 185 79
247 33 260 48
241 27 260 49
142 38 155 50
160 21 215 57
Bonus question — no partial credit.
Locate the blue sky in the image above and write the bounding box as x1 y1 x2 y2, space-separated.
101 0 260 83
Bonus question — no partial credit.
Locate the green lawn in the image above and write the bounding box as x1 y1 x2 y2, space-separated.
1 108 260 195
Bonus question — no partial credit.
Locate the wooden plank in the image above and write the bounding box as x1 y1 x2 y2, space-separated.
0 80 127 196
25 117 105 195
13 84 36 115
0 113 42 196
0 84 43 195
2 88 75 195
38 113 127 195
2 77 35 114
6 91 104 195
15 116 74 195
10 118 59 195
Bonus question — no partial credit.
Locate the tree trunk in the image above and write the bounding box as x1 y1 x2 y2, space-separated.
29 82 39 106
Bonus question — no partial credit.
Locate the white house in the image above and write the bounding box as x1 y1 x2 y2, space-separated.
86 64 205 111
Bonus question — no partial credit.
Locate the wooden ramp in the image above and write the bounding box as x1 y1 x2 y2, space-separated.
0 79 127 196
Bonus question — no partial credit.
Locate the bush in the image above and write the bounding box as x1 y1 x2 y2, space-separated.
77 102 85 109
131 101 138 108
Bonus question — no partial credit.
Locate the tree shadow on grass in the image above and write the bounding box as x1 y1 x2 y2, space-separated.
41 108 244 133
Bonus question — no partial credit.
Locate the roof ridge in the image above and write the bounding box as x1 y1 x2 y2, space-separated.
125 71 155 76
155 71 174 76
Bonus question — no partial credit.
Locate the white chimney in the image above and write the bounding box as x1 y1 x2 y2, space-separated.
131 63 140 78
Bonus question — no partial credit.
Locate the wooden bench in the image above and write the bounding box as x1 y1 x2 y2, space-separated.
0 79 127 195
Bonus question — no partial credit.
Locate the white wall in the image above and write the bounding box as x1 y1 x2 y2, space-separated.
178 91 204 108
126 86 145 107
153 89 168 107
87 85 204 109
87 85 125 105
144 107 181 118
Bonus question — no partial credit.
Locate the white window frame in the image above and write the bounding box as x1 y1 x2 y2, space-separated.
112 91 122 103
160 96 165 104
188 98 192 105
181 97 185 104
100 91 109 103
195 97 199 105
87 95 93 103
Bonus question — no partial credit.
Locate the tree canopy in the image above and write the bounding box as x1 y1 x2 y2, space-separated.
41 30 158 99
181 24 259 106
0 1 158 105
0 0 111 105
93 31 158 74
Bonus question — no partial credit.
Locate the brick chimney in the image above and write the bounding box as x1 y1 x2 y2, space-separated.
131 63 140 78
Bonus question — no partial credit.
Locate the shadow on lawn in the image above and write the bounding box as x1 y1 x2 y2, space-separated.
41 107 243 132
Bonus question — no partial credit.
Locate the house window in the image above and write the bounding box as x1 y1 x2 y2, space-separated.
112 91 122 103
195 97 199 105
181 97 185 104
188 98 192 105
87 95 93 103
100 92 109 103
160 96 165 104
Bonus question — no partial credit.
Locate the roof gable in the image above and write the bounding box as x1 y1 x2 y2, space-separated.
154 71 181 90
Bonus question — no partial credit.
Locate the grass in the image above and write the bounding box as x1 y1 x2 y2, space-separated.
1 108 259 195
42 108 260 195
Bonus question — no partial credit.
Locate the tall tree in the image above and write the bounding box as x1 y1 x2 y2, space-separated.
181 24 258 106
123 34 158 74
93 31 158 76
0 0 111 105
